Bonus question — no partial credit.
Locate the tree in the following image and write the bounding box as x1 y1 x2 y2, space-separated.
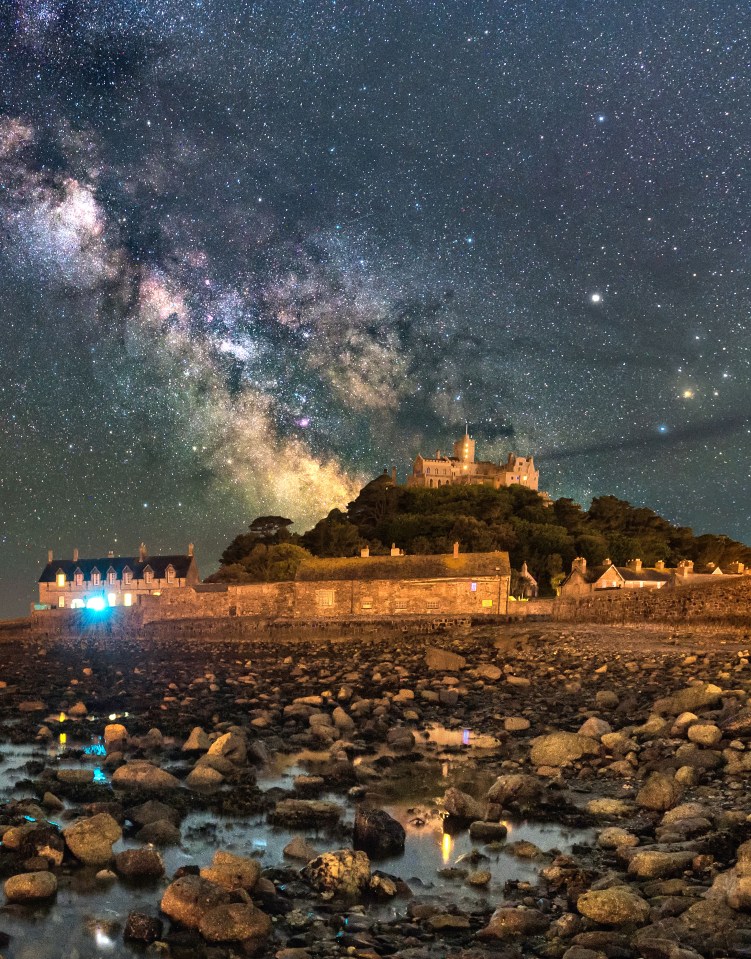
207 544 311 583
248 516 294 543
301 509 363 557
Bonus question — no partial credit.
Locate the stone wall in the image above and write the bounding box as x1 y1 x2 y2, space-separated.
553 577 751 627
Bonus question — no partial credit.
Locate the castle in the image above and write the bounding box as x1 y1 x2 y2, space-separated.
407 428 540 491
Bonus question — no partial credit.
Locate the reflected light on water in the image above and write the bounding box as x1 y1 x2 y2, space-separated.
462 729 470 745
58 712 66 723
94 927 116 950
441 831 453 864
441 762 449 778
58 733 67 746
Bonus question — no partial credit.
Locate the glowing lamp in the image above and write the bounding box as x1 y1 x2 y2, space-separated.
86 597 106 611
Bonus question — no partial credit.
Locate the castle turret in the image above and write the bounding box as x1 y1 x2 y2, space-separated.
453 426 475 464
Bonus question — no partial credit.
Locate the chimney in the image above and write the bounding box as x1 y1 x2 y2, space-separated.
139 542 147 562
655 559 665 571
390 543 402 557
603 558 612 566
627 558 643 574
360 546 370 558
73 548 79 563
453 541 460 558
47 549 53 564
108 550 115 559
572 556 586 574
188 543 194 557
391 466 397 485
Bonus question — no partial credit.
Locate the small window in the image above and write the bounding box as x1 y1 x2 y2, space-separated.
144 568 154 585
58 596 65 608
91 568 101 586
107 593 117 606
361 597 373 610
482 599 493 608
107 568 116 585
74 569 83 588
470 582 477 592
123 593 133 607
56 572 66 588
71 598 84 609
166 565 176 583
395 601 408 612
427 600 439 611
123 568 132 585
316 589 335 607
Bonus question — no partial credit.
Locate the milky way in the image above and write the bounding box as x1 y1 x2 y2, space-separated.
1 1 750 613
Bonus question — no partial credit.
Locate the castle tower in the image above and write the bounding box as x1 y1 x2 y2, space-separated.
453 425 475 464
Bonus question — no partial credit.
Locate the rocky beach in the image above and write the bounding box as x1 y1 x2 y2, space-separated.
0 623 750 958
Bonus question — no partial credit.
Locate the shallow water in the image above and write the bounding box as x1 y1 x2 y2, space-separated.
0 730 595 957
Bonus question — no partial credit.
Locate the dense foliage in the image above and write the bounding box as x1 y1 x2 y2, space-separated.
210 476 751 592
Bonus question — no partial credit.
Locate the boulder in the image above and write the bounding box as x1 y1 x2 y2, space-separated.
478 906 550 940
182 727 210 751
487 774 544 810
577 887 651 926
124 912 163 944
469 821 508 841
578 717 612 738
657 683 723 715
200 850 261 892
63 813 122 866
198 902 272 943
4 871 57 902
114 848 165 880
160 875 230 929
112 762 180 792
185 765 224 790
687 724 722 747
283 836 320 861
136 819 181 845
477 664 502 681
353 807 405 857
597 828 639 849
628 850 695 879
207 732 247 765
530 732 599 767
636 772 684 812
302 848 371 897
425 647 466 672
441 787 485 821
270 799 342 828
104 723 128 748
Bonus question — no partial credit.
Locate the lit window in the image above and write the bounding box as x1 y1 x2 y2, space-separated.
166 565 176 583
56 572 66 588
86 597 105 611
74 570 83 587
107 568 116 585
482 599 494 607
58 596 65 608
107 593 117 607
470 582 477 592
123 593 133 607
71 598 84 609
316 590 335 607
123 568 132 585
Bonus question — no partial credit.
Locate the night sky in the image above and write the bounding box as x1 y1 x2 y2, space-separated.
1 1 749 616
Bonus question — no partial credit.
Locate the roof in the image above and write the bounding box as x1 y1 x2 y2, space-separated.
574 564 671 585
39 555 194 584
296 551 511 582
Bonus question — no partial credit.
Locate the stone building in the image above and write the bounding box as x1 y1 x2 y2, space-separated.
559 555 744 598
407 428 540 491
37 544 199 610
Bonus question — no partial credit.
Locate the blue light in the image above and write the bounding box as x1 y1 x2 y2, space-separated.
86 597 106 611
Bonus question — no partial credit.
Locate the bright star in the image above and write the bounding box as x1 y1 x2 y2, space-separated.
590 293 602 303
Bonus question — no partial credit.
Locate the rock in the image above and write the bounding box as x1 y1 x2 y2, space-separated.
353 807 405 857
628 851 695 879
4 870 57 902
477 663 502 681
504 716 531 732
57 769 94 784
530 732 599 767
425 647 466 671
487 773 544 810
207 731 247 765
198 902 272 943
577 887 651 926
185 765 224 790
597 827 639 849
578 717 612 738
271 799 342 828
687 724 722 747
128 799 180 827
200 850 261 891
68 701 88 717
104 723 128 748
441 787 484 821
427 913 471 930
136 819 181 845
332 706 355 732
182 727 210 751
587 798 633 817
470 821 508 841
115 847 165 880
160 875 230 929
124 912 163 944
112 762 180 791
478 906 550 939
386 727 415 750
636 772 684 811
63 813 122 866
302 848 371 897
596 691 619 709
658 683 723 715
283 836 320 861
467 869 491 885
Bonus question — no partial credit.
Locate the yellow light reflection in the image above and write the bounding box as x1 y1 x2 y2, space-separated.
441 832 453 864
59 733 67 746
58 712 66 723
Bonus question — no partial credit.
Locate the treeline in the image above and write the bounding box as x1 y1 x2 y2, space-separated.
208 475 751 594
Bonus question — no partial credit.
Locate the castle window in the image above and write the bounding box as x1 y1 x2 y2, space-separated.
427 600 439 612
108 593 117 606
107 567 116 585
166 565 176 584
143 567 154 585
91 568 101 586
123 593 133 607
74 569 83 588
361 597 373 610
56 572 66 588
123 567 132 585
58 596 65 608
